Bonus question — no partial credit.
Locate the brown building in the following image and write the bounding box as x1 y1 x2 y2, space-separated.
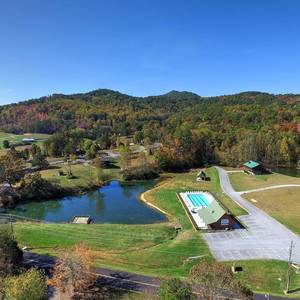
198 200 237 230
241 160 265 175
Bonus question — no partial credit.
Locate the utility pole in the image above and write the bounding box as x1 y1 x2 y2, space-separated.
285 240 294 294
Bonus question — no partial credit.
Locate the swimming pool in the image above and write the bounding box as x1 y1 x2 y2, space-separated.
187 193 209 207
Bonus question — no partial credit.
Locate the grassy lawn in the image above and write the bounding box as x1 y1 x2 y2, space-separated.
244 187 300 235
40 164 121 190
229 171 300 192
13 223 175 252
0 132 50 148
227 260 300 296
0 132 51 156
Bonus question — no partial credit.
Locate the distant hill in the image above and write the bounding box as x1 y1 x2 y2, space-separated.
0 89 299 136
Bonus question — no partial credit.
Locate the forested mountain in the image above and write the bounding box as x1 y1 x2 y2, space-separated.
1 89 299 168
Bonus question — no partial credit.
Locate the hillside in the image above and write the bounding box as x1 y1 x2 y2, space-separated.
0 89 299 167
0 89 299 135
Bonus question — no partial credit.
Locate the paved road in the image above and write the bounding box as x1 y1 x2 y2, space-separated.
239 184 300 195
203 167 300 263
23 252 292 300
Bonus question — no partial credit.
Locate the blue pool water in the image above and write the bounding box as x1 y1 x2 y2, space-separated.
187 194 209 207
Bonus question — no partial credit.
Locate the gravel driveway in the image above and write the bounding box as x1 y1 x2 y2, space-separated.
203 167 300 263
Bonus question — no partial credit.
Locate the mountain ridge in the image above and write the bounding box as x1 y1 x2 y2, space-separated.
4 88 300 107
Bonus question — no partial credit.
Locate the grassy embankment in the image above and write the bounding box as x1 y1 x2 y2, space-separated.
13 167 300 295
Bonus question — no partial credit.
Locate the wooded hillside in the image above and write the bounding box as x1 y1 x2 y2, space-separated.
1 89 299 167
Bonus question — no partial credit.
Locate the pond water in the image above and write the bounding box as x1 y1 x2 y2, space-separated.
8 181 166 224
271 167 300 177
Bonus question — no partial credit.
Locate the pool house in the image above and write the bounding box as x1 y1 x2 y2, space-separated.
179 191 236 230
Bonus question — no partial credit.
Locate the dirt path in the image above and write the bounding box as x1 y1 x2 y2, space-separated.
140 181 171 216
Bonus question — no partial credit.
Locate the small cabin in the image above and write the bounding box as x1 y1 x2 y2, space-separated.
196 170 210 181
241 160 265 175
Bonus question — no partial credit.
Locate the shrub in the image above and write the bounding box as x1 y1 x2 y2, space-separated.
2 140 10 149
5 268 47 300
159 277 193 300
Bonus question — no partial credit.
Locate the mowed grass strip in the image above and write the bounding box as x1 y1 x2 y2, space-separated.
94 229 211 277
229 171 300 192
14 222 210 277
14 223 175 251
244 187 300 235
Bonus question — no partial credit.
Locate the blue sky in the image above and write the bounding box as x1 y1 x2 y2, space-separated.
0 0 300 104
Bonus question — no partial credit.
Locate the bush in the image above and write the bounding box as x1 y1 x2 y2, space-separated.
159 277 193 300
2 140 10 149
122 164 159 181
5 268 47 300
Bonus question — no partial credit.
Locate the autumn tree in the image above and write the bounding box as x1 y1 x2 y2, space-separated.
0 225 23 277
31 152 49 169
94 157 105 184
119 145 131 170
49 243 95 299
0 149 25 187
189 261 252 300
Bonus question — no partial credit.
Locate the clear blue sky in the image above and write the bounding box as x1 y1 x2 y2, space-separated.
0 0 300 104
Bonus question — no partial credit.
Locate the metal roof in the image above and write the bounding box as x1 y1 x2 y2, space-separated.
243 160 260 169
197 200 226 225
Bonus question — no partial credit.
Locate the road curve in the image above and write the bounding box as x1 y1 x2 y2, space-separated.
203 167 300 264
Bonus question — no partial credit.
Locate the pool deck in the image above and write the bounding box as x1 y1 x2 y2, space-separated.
203 167 300 264
179 191 215 230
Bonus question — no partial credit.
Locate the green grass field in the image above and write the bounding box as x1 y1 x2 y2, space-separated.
244 187 300 235
229 171 300 192
0 132 51 156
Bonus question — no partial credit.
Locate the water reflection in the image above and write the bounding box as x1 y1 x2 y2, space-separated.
9 181 166 224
